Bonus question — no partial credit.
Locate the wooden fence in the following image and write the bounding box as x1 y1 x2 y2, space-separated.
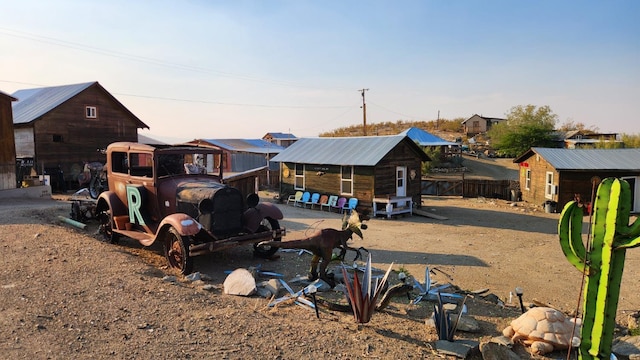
422 178 519 200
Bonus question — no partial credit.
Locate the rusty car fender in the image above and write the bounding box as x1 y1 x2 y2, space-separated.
156 213 203 238
96 191 127 217
242 202 284 233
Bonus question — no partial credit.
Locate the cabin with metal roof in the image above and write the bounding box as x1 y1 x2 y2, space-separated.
270 135 430 214
262 132 298 148
11 81 148 191
513 147 640 212
0 90 18 190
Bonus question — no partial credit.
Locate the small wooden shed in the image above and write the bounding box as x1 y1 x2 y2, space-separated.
513 147 640 213
11 82 148 190
270 135 430 214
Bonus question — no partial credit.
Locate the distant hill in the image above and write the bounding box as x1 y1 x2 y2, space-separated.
319 119 465 141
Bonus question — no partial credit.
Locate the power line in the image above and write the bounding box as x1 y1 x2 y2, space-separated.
0 27 355 91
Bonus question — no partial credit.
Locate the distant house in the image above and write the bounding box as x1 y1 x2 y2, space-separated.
263 132 298 148
11 82 148 190
462 114 506 136
513 147 640 212
270 135 430 214
553 130 622 149
184 138 285 188
0 91 18 189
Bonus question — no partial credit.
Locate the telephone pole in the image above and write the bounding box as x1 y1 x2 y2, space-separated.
359 88 369 136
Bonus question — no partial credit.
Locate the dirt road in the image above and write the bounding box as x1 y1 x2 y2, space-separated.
0 193 638 359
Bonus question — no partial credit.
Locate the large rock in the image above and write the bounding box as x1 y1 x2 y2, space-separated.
223 268 256 296
613 335 640 359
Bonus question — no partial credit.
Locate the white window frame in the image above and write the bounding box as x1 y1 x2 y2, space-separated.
86 106 97 119
525 169 531 190
340 165 353 195
545 171 554 199
294 163 305 190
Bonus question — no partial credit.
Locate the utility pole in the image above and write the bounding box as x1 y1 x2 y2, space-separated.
359 88 369 136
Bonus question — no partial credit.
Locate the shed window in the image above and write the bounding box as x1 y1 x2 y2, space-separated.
294 164 305 190
86 106 97 119
525 169 531 190
341 166 353 195
52 134 63 142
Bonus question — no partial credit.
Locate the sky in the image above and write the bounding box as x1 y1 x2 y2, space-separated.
1 1 638 143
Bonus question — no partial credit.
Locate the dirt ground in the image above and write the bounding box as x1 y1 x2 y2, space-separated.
1 192 639 360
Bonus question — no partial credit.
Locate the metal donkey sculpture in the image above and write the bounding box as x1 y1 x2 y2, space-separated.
558 177 640 359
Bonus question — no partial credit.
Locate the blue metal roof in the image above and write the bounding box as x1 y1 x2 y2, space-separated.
524 147 640 171
400 127 457 146
11 82 95 124
197 139 285 154
270 135 428 166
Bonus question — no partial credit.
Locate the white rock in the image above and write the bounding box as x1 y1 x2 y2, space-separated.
223 268 256 296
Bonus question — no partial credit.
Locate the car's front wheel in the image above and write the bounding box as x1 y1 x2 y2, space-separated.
253 217 281 258
163 226 193 275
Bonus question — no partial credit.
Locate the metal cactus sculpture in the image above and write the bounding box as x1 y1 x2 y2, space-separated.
558 177 640 359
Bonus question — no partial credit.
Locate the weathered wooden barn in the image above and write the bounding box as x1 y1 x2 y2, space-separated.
513 147 640 213
12 82 148 190
0 91 18 189
270 135 430 214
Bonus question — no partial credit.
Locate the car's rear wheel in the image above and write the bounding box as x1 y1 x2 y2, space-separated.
253 217 281 258
164 226 193 275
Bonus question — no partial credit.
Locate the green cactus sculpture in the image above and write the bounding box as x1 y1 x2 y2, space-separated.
558 177 640 359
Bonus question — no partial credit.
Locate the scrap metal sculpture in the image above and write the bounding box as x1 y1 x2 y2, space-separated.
558 177 640 359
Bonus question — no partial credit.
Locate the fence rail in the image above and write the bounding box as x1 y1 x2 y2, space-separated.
422 178 518 200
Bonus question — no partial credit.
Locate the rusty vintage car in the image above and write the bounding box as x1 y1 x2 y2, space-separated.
95 142 285 274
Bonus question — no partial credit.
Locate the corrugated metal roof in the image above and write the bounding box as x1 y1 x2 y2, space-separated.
270 135 426 166
11 82 95 124
400 127 457 146
198 139 285 154
530 147 640 171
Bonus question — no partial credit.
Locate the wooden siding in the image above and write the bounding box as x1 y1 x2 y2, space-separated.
18 84 139 185
0 94 17 189
518 155 558 207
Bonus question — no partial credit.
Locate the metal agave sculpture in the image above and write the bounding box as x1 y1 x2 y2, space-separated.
558 177 640 359
341 253 394 323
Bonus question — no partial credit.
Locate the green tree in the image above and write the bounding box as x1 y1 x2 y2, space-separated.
488 105 558 157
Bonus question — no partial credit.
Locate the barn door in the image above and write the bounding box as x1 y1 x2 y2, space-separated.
396 166 406 197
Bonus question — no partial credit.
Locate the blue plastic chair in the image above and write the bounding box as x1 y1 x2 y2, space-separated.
296 191 310 207
304 192 320 209
343 197 358 214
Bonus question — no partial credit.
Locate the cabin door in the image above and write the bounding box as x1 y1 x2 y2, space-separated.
396 166 406 197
